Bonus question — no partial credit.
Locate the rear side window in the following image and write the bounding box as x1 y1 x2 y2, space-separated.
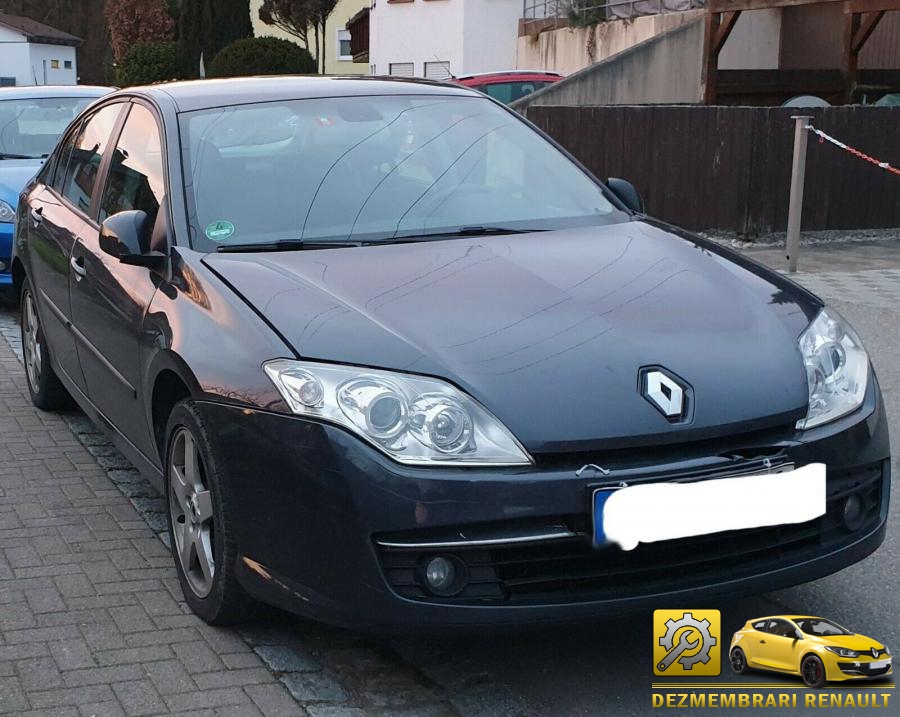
99 104 165 225
59 103 122 214
752 620 767 631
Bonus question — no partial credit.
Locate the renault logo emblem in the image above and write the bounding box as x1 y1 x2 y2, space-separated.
872 648 879 659
639 367 691 422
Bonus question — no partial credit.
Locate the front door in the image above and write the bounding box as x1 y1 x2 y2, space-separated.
755 619 802 672
69 102 165 459
27 103 124 392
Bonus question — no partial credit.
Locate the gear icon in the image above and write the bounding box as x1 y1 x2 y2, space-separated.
659 611 717 669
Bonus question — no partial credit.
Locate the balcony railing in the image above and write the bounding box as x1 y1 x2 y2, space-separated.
522 0 705 23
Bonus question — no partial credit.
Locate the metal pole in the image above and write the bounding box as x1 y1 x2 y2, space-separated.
786 115 812 273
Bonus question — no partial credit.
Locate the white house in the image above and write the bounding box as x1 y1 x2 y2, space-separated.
0 13 80 87
369 0 520 79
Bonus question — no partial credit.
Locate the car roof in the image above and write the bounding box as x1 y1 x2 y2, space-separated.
748 615 827 623
132 75 480 113
0 85 112 100
455 70 562 80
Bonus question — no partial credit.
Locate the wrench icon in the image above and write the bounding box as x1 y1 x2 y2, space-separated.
657 629 700 671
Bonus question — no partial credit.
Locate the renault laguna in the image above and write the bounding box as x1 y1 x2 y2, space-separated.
11 78 890 628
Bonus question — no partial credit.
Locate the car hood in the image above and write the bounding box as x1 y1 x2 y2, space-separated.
204 221 820 454
0 159 43 205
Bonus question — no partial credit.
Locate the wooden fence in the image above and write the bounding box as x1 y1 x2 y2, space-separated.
521 105 900 235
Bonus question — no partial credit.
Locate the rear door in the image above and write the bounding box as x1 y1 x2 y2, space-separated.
26 103 125 392
69 101 166 458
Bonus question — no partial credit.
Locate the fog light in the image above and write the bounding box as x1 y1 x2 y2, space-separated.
842 493 865 531
422 555 464 596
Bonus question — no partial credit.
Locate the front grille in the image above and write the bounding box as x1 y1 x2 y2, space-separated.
376 461 885 604
837 662 892 677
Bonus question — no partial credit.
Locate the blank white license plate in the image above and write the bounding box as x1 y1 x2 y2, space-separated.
593 463 826 551
870 659 890 669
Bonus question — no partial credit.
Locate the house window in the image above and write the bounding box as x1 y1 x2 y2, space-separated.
50 59 60 69
64 60 72 69
424 61 451 81
389 62 414 77
337 29 352 62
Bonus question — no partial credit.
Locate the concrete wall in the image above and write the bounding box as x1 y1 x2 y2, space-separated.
461 0 521 74
251 0 370 74
516 10 703 76
718 8 780 70
370 0 520 78
28 44 78 85
0 27 77 85
517 7 784 77
514 19 704 109
370 0 463 76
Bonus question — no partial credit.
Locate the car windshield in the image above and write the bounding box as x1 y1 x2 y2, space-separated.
180 94 625 251
794 618 853 636
480 81 556 104
0 97 94 159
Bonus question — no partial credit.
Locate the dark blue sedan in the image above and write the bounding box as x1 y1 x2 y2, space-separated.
10 77 890 630
0 85 110 294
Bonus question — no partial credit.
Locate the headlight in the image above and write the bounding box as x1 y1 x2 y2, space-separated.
824 646 860 658
264 359 532 466
797 308 868 430
885 646 891 656
0 200 15 223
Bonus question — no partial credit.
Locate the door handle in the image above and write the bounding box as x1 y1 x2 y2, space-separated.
70 256 86 278
30 206 43 225
759 640 766 644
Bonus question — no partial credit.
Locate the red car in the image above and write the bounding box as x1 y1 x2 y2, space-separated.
453 70 562 104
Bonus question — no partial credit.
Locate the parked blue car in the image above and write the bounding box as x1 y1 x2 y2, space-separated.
0 85 111 295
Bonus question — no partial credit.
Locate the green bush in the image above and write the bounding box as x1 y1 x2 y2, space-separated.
117 42 178 87
208 37 316 78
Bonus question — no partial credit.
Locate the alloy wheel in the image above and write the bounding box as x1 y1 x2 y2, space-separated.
168 428 216 598
802 656 822 686
731 649 745 673
22 290 42 392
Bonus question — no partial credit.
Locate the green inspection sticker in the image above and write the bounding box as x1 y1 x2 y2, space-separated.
205 220 235 241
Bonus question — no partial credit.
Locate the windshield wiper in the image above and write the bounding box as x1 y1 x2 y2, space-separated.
0 152 39 160
395 226 549 240
216 239 363 253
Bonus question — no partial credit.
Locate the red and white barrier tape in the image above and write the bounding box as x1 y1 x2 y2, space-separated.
805 124 900 176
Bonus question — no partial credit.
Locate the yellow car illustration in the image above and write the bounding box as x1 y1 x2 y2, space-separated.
730 616 892 688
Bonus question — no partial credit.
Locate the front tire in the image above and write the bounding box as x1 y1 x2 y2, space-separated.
164 400 256 624
20 277 71 410
801 655 827 688
730 648 751 675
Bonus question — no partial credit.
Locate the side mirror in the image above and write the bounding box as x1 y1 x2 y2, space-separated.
793 630 804 640
99 210 166 268
606 177 644 214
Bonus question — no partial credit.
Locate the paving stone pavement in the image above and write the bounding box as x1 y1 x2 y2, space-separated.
0 305 464 717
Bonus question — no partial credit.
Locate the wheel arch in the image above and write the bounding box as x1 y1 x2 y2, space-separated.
799 649 828 679
146 350 203 463
11 256 25 301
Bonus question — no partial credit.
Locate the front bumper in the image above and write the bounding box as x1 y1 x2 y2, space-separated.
199 372 890 631
830 656 892 681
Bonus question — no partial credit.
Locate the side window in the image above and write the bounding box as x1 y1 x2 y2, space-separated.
752 620 768 631
59 103 123 214
99 104 165 225
767 619 791 636
49 123 82 190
